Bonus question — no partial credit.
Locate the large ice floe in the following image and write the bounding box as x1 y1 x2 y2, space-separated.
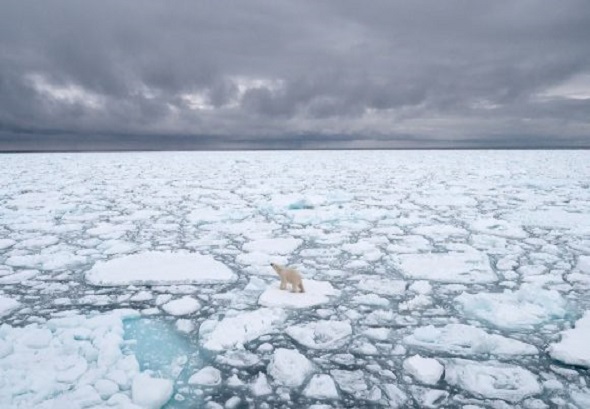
444 359 542 403
86 252 236 286
1 150 590 408
455 284 568 330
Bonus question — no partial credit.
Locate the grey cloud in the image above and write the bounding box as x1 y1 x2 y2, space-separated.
1 0 589 150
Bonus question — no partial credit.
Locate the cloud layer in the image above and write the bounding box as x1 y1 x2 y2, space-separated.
1 1 590 149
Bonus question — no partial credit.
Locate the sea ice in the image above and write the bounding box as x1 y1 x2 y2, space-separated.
243 238 302 254
403 355 444 385
251 373 272 396
161 296 201 316
268 348 314 387
285 320 352 350
0 295 20 317
258 280 340 309
396 249 497 283
356 277 406 296
444 359 542 403
86 252 236 285
548 311 590 368
404 323 538 356
199 308 286 351
188 366 222 386
0 309 175 408
131 373 174 409
303 374 339 399
456 285 567 330
470 219 528 239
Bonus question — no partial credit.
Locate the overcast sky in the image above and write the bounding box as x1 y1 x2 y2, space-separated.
1 0 590 150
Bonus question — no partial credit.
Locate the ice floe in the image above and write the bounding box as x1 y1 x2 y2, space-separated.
268 348 314 387
199 308 286 351
396 249 497 283
0 295 20 317
285 320 352 350
548 311 590 368
258 280 340 308
161 296 201 316
456 285 568 330
444 359 542 403
403 355 444 385
303 374 339 399
86 252 236 285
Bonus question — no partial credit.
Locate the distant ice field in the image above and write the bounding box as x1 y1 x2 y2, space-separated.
1 150 590 408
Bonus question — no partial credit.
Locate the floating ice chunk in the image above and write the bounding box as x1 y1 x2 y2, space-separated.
235 252 288 268
409 280 432 294
363 327 390 341
258 280 340 309
188 366 222 386
161 296 201 316
0 269 39 284
352 293 390 307
413 193 476 207
330 369 367 398
403 355 444 385
99 240 137 255
17 235 59 249
342 240 382 261
130 290 153 302
470 219 528 239
199 308 286 351
131 373 173 409
175 319 195 333
94 379 119 400
576 256 590 274
404 324 538 356
444 359 542 403
456 285 567 330
251 373 272 396
216 350 261 368
548 311 590 368
410 386 449 408
0 295 19 317
0 239 15 250
356 277 406 296
303 374 339 399
382 384 409 408
399 294 432 311
413 224 468 239
86 252 236 286
396 250 497 284
243 238 302 254
286 320 352 350
268 348 314 387
503 210 590 235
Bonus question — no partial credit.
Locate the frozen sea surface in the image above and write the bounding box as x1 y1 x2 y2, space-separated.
1 150 590 408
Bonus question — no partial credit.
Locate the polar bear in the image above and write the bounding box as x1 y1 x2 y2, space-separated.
270 262 305 293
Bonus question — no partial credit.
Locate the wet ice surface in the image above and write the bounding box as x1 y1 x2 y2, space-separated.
1 150 590 408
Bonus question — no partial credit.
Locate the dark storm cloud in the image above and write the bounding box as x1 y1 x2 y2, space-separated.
1 0 589 150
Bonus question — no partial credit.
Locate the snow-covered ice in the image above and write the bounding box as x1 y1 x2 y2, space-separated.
86 252 236 286
396 249 497 283
404 323 538 356
285 320 352 350
267 348 313 387
456 285 568 329
303 374 339 399
258 279 340 308
548 311 590 368
444 359 542 403
199 308 286 351
1 150 589 408
403 355 444 385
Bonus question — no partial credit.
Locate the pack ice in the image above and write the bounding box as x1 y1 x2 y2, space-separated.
1 150 590 408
